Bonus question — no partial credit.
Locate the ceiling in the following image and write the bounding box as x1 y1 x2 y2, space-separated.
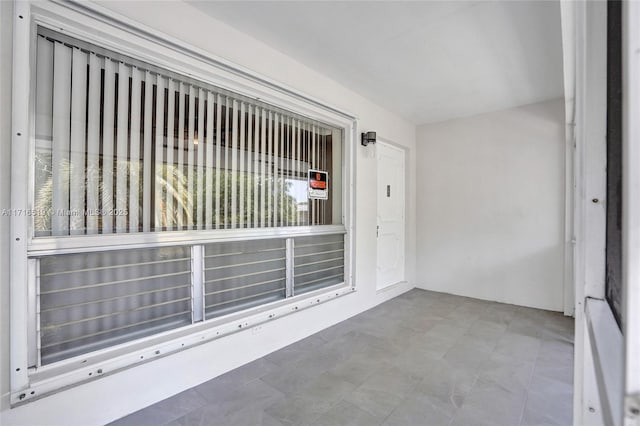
189 1 564 125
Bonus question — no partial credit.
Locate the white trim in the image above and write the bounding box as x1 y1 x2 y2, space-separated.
345 121 356 293
27 258 38 368
572 1 587 421
285 238 294 297
563 120 575 317
28 225 347 256
376 280 409 295
580 0 608 300
623 0 640 420
583 316 605 425
11 0 34 397
190 245 205 323
560 0 576 316
571 2 633 425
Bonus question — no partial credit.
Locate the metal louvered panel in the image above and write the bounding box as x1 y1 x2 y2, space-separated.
38 246 192 365
294 234 345 295
204 239 286 319
33 232 347 365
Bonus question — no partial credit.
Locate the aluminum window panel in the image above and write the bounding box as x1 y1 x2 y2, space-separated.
203 239 286 319
293 234 344 295
37 246 192 365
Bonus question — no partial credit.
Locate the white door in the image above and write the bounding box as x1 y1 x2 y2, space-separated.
376 141 405 290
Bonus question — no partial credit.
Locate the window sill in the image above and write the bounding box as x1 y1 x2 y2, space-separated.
28 225 347 255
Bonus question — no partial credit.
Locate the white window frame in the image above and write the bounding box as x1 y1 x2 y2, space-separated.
571 1 640 425
623 0 640 421
10 0 357 405
573 0 622 421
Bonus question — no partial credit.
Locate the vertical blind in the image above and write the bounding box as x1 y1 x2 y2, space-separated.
34 30 343 237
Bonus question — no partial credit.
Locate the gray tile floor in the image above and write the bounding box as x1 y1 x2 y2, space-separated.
110 289 574 426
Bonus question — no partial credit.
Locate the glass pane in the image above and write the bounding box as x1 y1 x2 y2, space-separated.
33 29 344 237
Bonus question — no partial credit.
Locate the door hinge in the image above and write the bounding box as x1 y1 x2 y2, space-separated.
376 225 379 238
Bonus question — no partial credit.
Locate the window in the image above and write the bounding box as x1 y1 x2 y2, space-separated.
34 28 343 237
22 27 349 373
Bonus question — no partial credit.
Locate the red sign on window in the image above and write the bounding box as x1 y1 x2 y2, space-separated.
308 170 329 199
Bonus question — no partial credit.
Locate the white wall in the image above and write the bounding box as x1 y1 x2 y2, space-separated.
416 99 565 311
0 1 416 424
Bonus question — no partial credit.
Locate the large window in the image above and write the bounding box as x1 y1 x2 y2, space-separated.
33 28 343 237
23 27 348 371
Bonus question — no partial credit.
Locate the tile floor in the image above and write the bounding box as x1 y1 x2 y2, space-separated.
110 289 574 426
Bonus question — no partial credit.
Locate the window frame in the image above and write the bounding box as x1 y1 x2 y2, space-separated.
571 1 628 425
10 0 356 405
623 0 640 418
